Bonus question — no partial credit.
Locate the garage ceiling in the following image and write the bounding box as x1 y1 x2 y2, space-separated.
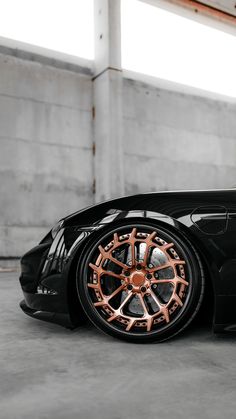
168 0 236 22
140 0 236 24
202 1 236 17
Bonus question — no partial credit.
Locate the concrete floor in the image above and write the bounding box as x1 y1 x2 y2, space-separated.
1 272 236 419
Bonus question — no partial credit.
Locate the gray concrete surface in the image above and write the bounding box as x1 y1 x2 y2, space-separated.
1 272 236 419
202 0 236 16
0 52 93 257
123 77 236 194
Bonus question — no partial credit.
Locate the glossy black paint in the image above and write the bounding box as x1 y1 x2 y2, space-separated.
19 189 236 333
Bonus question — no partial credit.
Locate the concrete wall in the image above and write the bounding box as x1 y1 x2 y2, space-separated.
0 53 93 257
123 77 236 195
1 50 236 258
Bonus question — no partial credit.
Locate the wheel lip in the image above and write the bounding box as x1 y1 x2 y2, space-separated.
77 222 202 341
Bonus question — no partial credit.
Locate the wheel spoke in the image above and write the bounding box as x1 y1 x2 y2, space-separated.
149 289 162 309
109 255 128 270
129 228 137 267
148 263 171 273
174 260 186 265
143 231 156 266
113 232 119 243
105 271 123 280
91 284 126 305
138 294 154 331
89 263 123 280
119 291 133 312
87 283 99 289
107 313 119 322
151 277 189 286
94 301 105 307
107 284 126 301
146 317 153 332
138 293 149 316
148 260 185 273
126 318 136 331
162 307 170 323
98 246 128 269
89 262 100 272
173 293 184 307
149 290 170 323
162 242 174 251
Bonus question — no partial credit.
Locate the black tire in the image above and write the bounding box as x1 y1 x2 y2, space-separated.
77 220 204 343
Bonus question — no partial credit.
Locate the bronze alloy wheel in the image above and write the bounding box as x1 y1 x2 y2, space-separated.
77 222 204 343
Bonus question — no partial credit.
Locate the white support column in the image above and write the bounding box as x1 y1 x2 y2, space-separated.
93 0 124 203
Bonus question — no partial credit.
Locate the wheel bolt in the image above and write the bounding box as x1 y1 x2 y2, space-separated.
152 284 157 289
148 264 153 268
124 271 130 277
127 284 133 290
141 286 146 293
146 273 152 280
136 264 142 270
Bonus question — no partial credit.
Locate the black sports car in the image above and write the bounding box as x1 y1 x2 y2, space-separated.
19 189 236 343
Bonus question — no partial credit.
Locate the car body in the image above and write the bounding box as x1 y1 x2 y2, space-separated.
19 189 236 342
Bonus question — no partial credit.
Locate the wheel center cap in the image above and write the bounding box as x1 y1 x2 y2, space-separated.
130 271 145 286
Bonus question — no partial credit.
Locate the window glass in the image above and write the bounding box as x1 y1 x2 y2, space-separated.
121 0 236 98
0 0 94 59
